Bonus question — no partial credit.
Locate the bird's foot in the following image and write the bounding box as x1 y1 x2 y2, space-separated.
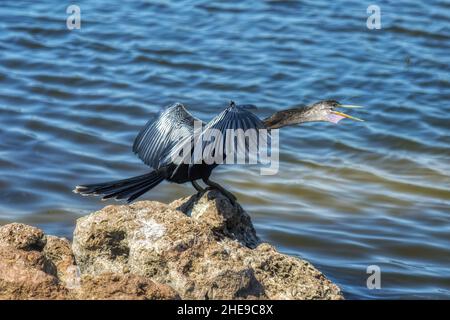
202 178 238 205
204 187 237 205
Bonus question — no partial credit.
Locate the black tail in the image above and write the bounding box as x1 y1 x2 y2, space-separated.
74 171 165 203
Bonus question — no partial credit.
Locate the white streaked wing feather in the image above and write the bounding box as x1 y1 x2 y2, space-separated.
132 103 203 169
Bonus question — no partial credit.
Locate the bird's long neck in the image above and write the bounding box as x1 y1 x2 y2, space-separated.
263 106 316 129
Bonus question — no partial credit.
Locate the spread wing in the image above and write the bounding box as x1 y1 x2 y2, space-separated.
167 103 268 174
132 103 203 169
201 103 267 164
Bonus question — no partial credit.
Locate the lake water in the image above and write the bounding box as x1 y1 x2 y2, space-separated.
0 0 449 299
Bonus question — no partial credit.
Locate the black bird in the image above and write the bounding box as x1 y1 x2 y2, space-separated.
74 100 363 204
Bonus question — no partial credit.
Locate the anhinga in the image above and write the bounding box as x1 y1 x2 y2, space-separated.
74 100 363 204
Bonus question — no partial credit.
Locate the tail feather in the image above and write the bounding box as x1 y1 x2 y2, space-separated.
74 171 164 203
75 172 156 195
127 183 159 203
102 175 162 201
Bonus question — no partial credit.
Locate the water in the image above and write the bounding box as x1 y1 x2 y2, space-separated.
0 0 449 299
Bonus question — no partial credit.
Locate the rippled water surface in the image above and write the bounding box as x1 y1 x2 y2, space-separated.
1 0 449 299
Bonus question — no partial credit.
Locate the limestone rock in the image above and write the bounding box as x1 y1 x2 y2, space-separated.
0 223 45 251
169 190 260 248
73 190 343 300
77 273 180 300
0 244 69 299
43 235 80 289
0 192 343 300
0 223 178 300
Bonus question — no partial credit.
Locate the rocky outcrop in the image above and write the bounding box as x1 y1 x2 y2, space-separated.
0 190 343 300
0 223 178 300
0 243 69 299
73 190 342 300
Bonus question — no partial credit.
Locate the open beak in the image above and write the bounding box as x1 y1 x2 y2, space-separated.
338 104 364 109
332 104 364 122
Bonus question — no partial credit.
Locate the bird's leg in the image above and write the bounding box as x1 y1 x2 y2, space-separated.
202 178 237 204
191 180 204 193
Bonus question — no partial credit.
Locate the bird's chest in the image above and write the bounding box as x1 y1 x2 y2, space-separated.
165 163 215 183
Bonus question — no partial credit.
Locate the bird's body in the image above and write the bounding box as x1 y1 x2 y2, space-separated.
75 100 363 203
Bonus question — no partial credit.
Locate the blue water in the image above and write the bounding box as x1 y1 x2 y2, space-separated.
0 0 449 299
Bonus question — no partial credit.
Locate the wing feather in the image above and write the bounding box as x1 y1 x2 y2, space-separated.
132 103 203 169
189 103 266 167
145 102 268 174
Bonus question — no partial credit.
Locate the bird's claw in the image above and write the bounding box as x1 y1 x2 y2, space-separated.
203 187 237 205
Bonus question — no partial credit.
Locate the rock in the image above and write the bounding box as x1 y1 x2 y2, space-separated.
0 223 45 251
0 244 69 299
78 273 180 300
169 191 260 248
0 223 67 299
43 235 80 289
73 190 343 300
0 223 178 300
0 192 342 300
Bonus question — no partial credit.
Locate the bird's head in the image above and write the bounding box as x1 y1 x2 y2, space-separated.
263 100 364 129
302 99 364 124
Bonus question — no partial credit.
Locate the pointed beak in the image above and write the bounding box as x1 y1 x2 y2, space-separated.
331 111 364 122
339 104 364 109
332 104 364 122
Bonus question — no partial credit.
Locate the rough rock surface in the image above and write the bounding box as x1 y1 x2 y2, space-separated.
0 224 68 299
0 244 69 299
73 190 343 300
0 223 45 251
0 191 342 300
0 223 178 300
78 273 179 300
